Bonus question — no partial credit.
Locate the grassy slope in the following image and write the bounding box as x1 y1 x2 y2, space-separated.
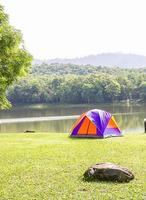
0 133 146 200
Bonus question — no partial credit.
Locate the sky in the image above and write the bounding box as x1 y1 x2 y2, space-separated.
0 0 146 59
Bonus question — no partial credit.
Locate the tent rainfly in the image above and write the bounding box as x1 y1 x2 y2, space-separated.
70 109 122 138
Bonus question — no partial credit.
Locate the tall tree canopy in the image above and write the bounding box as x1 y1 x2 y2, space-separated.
0 5 32 109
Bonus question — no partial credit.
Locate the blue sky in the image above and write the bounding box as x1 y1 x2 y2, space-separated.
1 0 146 59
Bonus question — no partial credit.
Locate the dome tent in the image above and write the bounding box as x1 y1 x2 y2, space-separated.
70 109 122 138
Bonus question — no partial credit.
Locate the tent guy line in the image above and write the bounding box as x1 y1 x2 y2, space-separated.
0 111 143 124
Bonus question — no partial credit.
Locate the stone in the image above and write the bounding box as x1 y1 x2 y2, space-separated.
84 163 134 182
24 130 35 133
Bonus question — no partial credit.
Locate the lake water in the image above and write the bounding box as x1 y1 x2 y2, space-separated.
0 103 145 134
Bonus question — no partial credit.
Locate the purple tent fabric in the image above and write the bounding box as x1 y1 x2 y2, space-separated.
70 109 122 138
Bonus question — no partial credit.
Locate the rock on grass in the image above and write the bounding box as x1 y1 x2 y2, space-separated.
84 163 134 182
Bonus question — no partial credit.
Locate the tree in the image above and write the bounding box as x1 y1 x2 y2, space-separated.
0 5 32 109
103 78 121 102
139 82 146 102
117 77 133 100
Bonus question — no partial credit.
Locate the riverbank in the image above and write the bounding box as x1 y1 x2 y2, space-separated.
0 133 146 199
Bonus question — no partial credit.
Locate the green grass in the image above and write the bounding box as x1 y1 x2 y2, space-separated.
0 133 146 200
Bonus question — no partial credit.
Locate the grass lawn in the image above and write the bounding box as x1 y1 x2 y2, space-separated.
0 133 146 200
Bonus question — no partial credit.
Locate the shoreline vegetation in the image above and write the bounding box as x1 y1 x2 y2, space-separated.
0 133 146 199
7 64 146 105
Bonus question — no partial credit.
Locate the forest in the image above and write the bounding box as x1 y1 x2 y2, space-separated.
7 63 146 104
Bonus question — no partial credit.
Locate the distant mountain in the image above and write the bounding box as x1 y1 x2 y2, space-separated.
34 53 146 68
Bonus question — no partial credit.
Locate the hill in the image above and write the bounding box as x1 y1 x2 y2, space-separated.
34 53 146 68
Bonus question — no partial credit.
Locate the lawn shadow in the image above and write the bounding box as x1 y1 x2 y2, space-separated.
82 176 130 184
69 135 123 140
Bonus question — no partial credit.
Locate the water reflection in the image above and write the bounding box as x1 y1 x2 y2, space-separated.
0 119 75 133
0 103 145 133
